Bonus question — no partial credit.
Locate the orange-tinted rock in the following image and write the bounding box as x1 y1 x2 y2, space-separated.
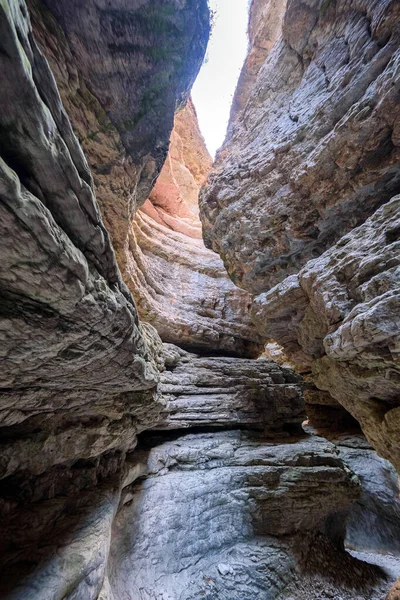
29 4 261 356
142 99 211 238
387 579 400 600
129 101 262 355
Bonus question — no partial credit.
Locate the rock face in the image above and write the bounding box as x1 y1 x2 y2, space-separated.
1 344 396 599
0 0 212 486
252 196 400 471
36 0 210 208
1 0 400 598
121 101 263 355
128 114 262 353
200 0 400 477
143 98 212 235
0 346 375 600
336 434 400 555
157 348 304 430
229 0 287 124
200 0 400 293
30 4 262 356
0 0 172 481
108 431 365 600
119 103 263 355
128 209 263 355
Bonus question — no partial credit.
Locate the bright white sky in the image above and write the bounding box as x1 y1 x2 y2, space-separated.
192 0 249 158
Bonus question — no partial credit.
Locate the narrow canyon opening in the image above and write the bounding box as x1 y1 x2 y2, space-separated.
0 1 399 599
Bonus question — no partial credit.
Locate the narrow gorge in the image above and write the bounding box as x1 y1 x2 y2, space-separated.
0 1 399 599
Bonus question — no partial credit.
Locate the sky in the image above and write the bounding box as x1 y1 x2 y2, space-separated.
192 0 249 158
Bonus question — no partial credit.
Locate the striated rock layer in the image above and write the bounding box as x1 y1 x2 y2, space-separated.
0 0 210 490
0 0 167 483
142 98 212 236
252 196 400 471
30 3 262 356
128 210 263 355
1 0 400 598
201 0 400 294
156 347 304 430
128 104 263 355
200 0 400 475
3 345 392 600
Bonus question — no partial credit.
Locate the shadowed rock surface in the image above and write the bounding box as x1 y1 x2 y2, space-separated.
0 0 205 503
1 336 374 599
0 0 168 475
108 431 368 600
156 348 304 430
252 196 400 471
35 0 210 208
337 435 400 555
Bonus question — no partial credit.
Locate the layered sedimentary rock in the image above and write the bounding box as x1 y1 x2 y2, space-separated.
2 0 400 598
2 340 374 600
30 4 262 356
200 0 400 475
229 0 287 124
33 0 210 209
201 0 400 293
0 0 210 483
128 103 262 355
252 196 400 471
0 0 165 483
142 98 212 235
122 102 263 354
120 103 263 355
128 210 263 355
156 347 304 430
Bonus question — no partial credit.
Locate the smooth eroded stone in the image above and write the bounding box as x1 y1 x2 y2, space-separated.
108 430 363 600
30 5 262 355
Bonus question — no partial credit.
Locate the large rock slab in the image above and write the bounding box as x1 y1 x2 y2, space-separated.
0 1 159 395
252 196 400 470
337 435 400 555
107 430 386 600
200 0 400 293
0 339 395 599
156 347 304 430
2 430 389 600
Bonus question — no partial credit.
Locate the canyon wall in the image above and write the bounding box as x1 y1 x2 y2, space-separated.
0 0 399 598
129 103 263 356
201 0 400 293
0 0 171 478
201 0 400 472
29 0 262 357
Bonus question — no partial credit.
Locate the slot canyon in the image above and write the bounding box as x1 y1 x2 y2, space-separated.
0 0 399 598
